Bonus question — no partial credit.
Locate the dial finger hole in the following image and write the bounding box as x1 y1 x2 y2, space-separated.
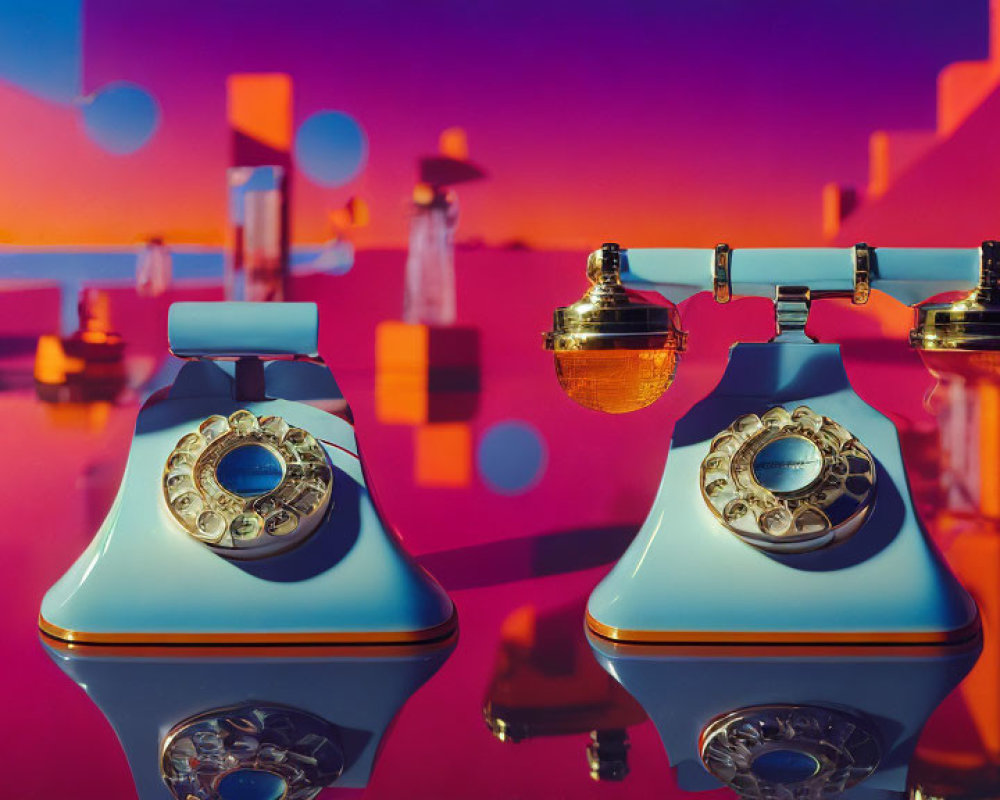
264 509 299 537
761 407 791 428
229 409 259 435
199 415 230 442
230 512 263 542
175 432 205 453
196 510 226 542
759 507 793 537
260 415 290 442
171 491 203 521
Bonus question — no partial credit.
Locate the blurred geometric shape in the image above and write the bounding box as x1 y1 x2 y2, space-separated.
827 0 1000 244
80 81 159 154
225 75 292 301
376 373 426 425
34 288 126 404
980 382 1000 519
306 240 355 276
936 0 1000 135
939 58 999 137
329 196 369 230
477 420 546 495
0 0 81 103
350 195 370 227
42 399 111 431
243 182 286 301
482 599 646 761
935 519 1000 770
832 79 1000 243
439 127 468 160
227 74 292 182
228 166 284 225
417 525 639 591
227 73 293 152
415 423 472 487
294 111 367 186
867 130 936 198
375 321 480 425
419 156 486 188
34 334 73 385
375 321 430 425
820 183 858 240
412 182 434 205
225 165 288 301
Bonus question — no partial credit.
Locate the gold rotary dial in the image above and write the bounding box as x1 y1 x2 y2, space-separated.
161 703 344 799
700 704 881 795
162 410 334 559
700 405 876 553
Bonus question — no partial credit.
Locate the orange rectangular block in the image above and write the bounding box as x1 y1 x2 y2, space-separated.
376 321 429 372
375 371 428 425
415 424 472 487
947 529 1000 758
226 73 293 152
980 382 1000 519
375 321 480 424
376 321 428 424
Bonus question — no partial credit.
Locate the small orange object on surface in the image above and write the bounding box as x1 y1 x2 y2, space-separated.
415 424 472 487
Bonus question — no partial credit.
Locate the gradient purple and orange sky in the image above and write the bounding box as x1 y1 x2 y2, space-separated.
0 0 989 248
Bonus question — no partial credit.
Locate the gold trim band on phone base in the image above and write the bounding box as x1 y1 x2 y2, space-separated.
39 609 458 649
585 610 982 648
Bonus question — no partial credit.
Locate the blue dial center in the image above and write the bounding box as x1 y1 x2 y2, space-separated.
217 769 288 800
750 749 821 783
752 436 823 494
216 444 284 498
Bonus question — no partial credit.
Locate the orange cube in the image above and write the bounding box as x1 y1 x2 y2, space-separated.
414 424 472 487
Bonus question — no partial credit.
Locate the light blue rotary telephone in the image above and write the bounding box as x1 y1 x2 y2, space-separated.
40 301 455 646
544 242 1000 797
546 242 998 647
39 302 456 799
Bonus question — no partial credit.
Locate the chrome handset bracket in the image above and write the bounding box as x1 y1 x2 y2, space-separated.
773 286 814 343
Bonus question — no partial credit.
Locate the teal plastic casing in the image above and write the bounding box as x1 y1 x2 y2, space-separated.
586 247 981 645
42 642 454 795
582 245 985 796
587 341 978 645
589 633 980 796
40 302 456 645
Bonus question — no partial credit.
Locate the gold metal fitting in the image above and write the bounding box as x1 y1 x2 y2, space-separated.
543 243 687 413
713 243 732 304
911 240 1000 352
853 243 873 304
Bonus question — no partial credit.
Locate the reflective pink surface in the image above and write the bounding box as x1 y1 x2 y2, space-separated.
1 249 991 798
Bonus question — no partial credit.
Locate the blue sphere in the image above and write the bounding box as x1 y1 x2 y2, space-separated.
478 421 547 495
81 82 159 155
294 111 367 187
